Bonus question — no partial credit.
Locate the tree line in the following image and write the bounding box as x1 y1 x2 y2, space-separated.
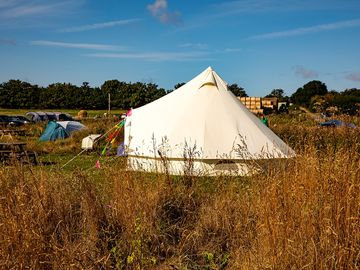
289 81 360 115
263 81 360 115
1 78 359 115
0 80 168 110
0 79 247 110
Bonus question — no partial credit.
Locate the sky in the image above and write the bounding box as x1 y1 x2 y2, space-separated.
1 0 360 96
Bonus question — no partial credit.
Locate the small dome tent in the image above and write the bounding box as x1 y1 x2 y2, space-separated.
39 121 69 141
39 121 85 142
124 67 295 176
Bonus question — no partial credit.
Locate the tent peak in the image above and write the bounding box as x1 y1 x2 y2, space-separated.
198 66 219 89
199 68 217 89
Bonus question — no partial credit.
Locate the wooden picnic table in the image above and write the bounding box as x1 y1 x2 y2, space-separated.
0 141 27 150
0 129 26 137
0 142 37 165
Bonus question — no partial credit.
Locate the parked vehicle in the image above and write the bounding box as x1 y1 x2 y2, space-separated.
0 115 33 127
12 115 34 124
0 115 9 127
0 115 24 127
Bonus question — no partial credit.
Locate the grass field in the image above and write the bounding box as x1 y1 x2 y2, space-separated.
0 111 359 269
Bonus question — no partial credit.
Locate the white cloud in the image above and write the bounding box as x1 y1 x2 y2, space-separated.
86 51 210 61
250 19 360 39
148 0 167 16
0 1 83 19
224 47 242 52
178 43 208 49
294 65 318 79
212 0 280 15
2 3 55 18
30 40 123 51
346 73 360 82
60 19 141 33
147 0 182 25
211 0 360 17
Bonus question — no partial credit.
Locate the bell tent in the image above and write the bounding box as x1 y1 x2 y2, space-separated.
124 67 295 175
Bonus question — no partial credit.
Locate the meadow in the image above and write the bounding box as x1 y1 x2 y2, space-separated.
0 110 359 269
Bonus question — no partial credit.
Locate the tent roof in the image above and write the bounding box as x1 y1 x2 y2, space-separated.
58 121 85 133
125 67 294 160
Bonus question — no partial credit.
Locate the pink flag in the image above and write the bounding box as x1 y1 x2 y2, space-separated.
95 160 101 169
126 108 132 117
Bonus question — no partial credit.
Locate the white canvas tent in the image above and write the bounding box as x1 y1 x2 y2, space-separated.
124 67 295 176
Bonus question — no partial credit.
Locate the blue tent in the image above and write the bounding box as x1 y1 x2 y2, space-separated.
39 121 70 141
39 121 85 141
319 119 356 128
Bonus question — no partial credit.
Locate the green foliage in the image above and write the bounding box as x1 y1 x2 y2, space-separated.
266 88 286 100
125 216 157 269
228 83 247 97
202 251 229 270
342 88 360 97
0 79 167 110
174 82 186 89
332 93 360 115
307 88 360 115
291 80 328 107
0 80 40 109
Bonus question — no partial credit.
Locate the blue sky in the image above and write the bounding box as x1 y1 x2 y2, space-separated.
1 0 360 96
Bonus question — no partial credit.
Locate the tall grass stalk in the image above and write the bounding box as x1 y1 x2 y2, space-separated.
0 123 359 269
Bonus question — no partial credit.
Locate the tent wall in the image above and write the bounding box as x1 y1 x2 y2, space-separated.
127 156 258 176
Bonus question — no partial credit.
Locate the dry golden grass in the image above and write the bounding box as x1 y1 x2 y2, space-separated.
0 115 359 269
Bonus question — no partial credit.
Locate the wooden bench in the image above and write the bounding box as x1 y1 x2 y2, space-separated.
0 142 37 165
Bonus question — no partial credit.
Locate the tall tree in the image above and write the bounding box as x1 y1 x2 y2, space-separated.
291 80 328 107
228 83 247 97
266 89 285 99
174 82 185 89
329 88 360 115
342 88 360 97
101 80 131 109
1 80 40 108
